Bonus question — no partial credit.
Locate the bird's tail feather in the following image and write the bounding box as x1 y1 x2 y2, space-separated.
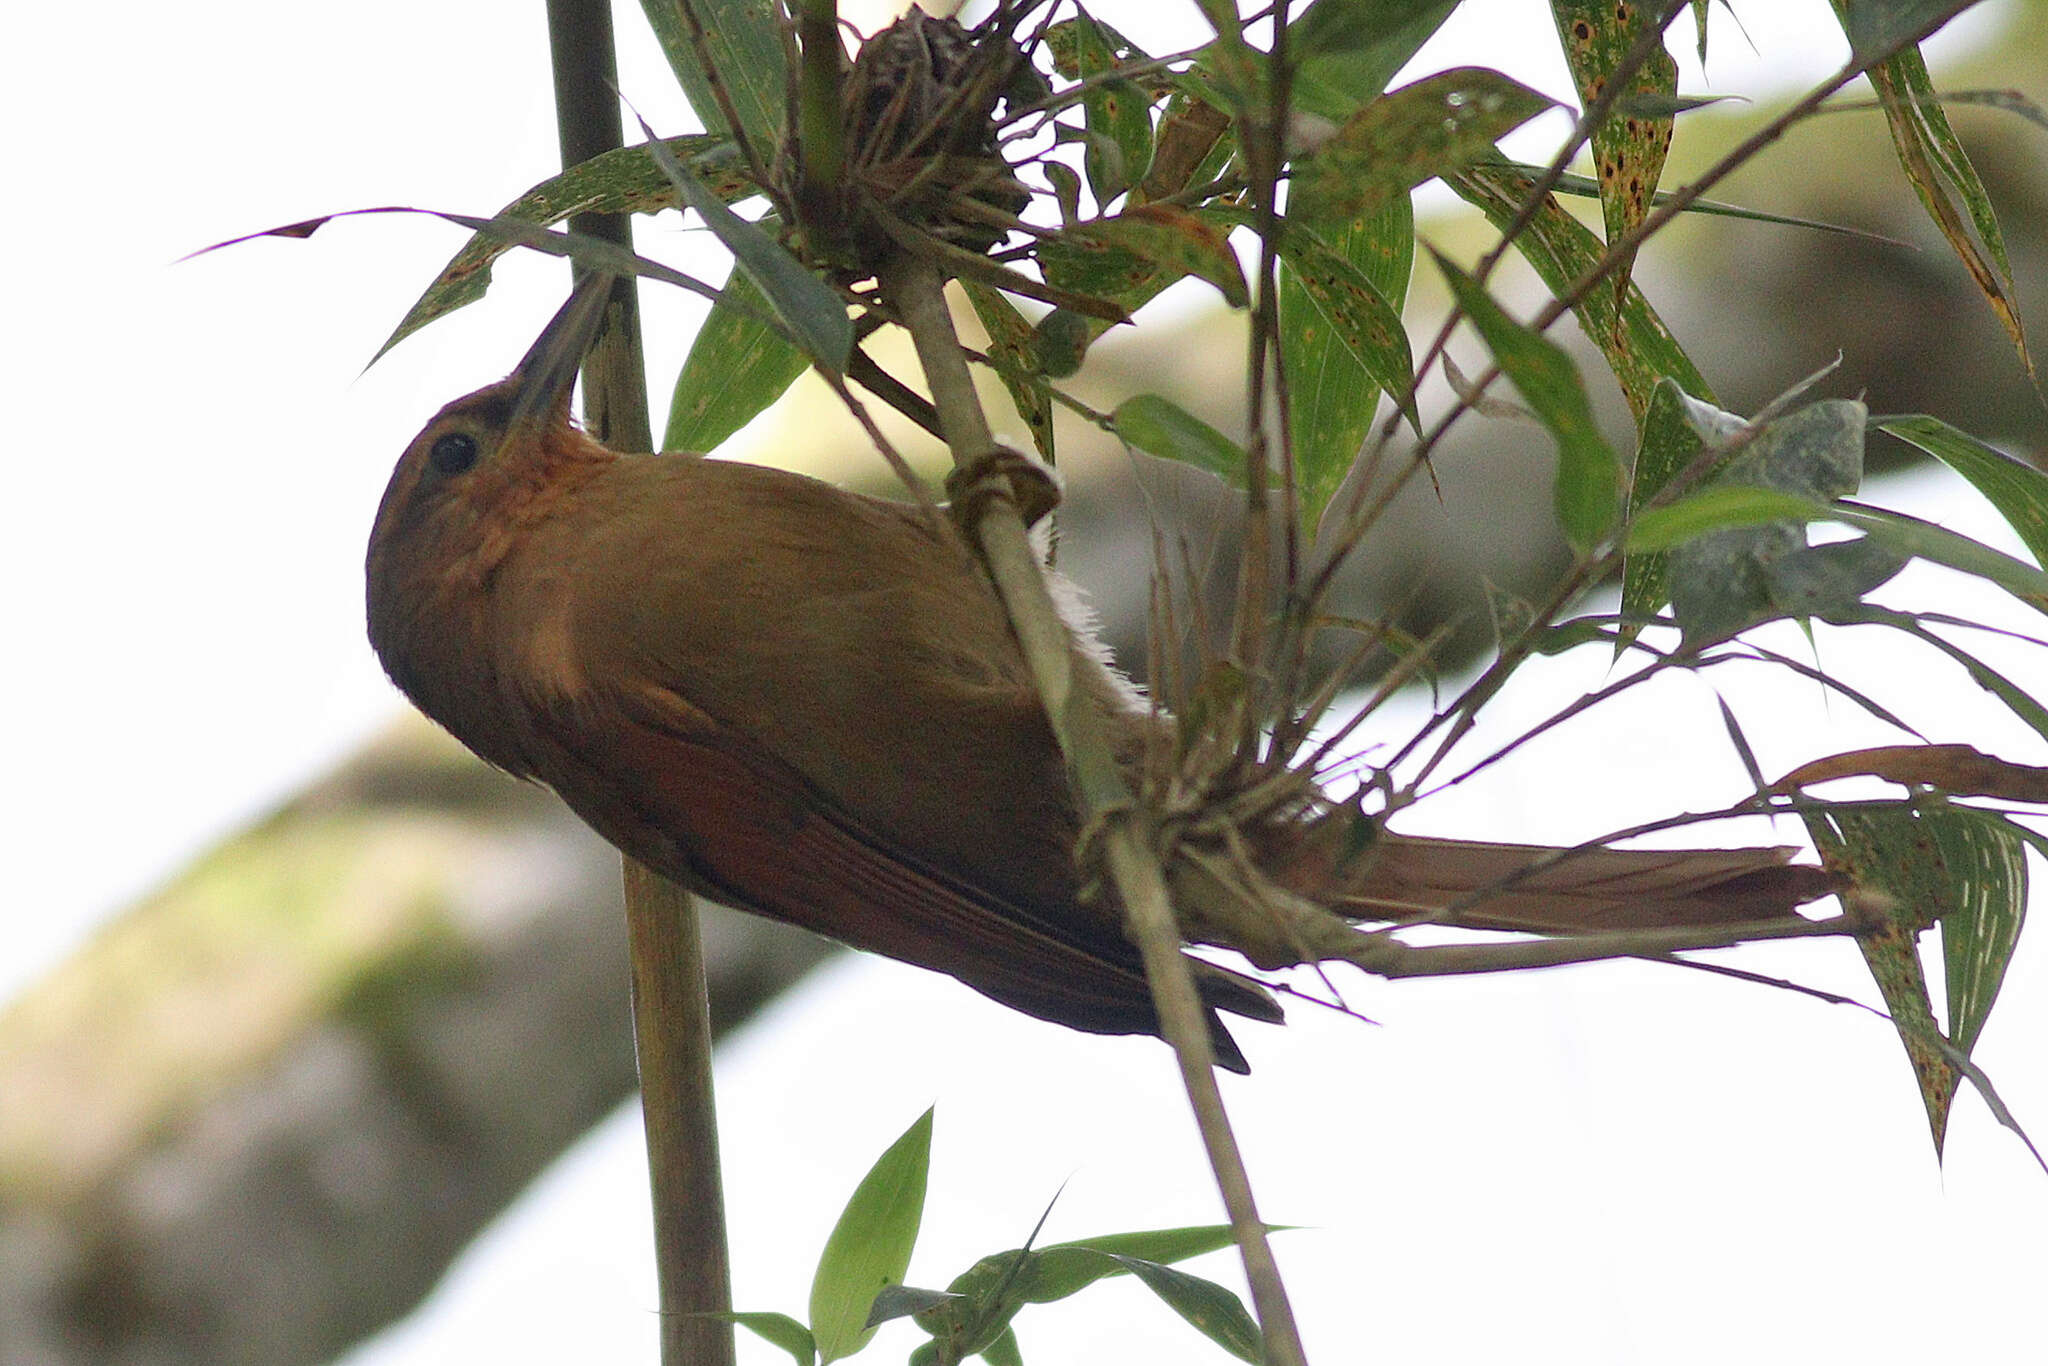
1312 829 1838 935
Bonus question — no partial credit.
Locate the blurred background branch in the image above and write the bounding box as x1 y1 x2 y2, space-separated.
0 719 830 1366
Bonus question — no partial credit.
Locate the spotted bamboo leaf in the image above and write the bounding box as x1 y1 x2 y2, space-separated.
1549 0 1678 300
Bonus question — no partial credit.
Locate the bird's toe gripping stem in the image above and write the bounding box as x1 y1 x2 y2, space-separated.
945 442 1062 533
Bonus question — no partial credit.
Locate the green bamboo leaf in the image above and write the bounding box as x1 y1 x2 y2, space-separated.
1827 4 2035 379
865 1284 959 1327
963 283 1056 459
664 271 811 452
1139 90 1235 203
187 204 741 371
1105 1256 1262 1363
910 1216 1276 1355
1726 397 1869 499
1833 0 1983 63
1071 204 1249 307
637 113 853 373
1048 18 1233 212
1445 163 1713 418
1045 161 1083 223
1635 483 2048 638
637 0 785 153
1509 161 1906 241
1037 236 1169 307
1627 485 1822 551
1622 382 1708 629
376 135 742 358
1445 161 1716 627
1278 185 1416 535
1187 0 1261 115
715 1311 819 1366
1070 8 1154 204
1112 394 1248 486
1025 1225 1246 1301
1878 415 2048 567
980 1326 1023 1366
880 210 1129 323
1289 0 1461 121
1038 206 1241 365
1763 537 1910 616
908 1258 1011 1358
1190 0 1245 41
1164 65 1241 123
810 1108 933 1363
943 1239 1260 1362
1269 194 1417 403
1204 194 1417 440
1614 91 1740 117
1433 249 1620 549
911 1230 1060 1364
1528 617 1623 654
1802 800 2027 1156
1806 804 1954 1153
1660 398 1868 643
1275 210 1416 420
1942 810 2030 1061
1549 0 1678 297
1294 68 1556 223
1833 502 2048 614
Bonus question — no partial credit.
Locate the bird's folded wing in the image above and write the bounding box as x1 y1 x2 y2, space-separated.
523 677 1270 1068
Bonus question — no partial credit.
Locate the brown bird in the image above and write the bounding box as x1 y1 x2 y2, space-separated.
367 282 1831 1072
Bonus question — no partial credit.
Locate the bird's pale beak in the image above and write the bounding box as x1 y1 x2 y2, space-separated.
508 270 616 427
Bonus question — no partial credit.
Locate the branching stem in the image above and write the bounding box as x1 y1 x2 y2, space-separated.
875 249 1308 1366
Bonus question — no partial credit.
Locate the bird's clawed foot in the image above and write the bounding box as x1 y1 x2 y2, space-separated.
946 443 1062 533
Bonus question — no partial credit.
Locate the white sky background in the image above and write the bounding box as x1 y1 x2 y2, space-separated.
6 2 2047 1363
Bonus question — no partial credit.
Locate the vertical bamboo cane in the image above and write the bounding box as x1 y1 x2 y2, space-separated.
543 4 734 1363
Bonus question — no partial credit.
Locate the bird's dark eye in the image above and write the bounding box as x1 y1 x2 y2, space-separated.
429 431 481 476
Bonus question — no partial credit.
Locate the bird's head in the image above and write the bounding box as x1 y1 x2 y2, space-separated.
365 274 615 716
368 273 611 574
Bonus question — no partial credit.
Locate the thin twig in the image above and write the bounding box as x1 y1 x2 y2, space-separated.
847 345 944 436
543 5 733 1366
1104 834 1305 1366
1346 911 1851 978
674 0 772 190
997 46 1208 132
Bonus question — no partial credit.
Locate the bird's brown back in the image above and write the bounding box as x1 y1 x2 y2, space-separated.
504 450 1102 928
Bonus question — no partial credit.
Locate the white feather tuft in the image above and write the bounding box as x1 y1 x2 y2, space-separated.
1033 519 1150 715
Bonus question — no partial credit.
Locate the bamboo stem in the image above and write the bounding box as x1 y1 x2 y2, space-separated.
875 250 1308 1366
620 862 735 1366
544 4 734 1364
